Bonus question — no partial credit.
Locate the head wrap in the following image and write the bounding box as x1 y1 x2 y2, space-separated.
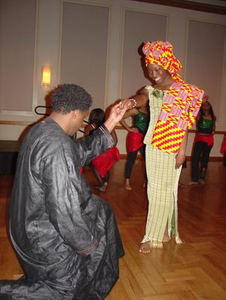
142 41 184 83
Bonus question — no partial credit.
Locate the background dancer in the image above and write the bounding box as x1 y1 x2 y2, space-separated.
189 98 216 185
84 108 120 192
120 104 149 190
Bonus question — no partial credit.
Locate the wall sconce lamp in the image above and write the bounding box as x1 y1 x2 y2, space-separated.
42 65 51 87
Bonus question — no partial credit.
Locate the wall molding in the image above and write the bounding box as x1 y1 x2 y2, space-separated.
130 0 226 15
1 120 225 135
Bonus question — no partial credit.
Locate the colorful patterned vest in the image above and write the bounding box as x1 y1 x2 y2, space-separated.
151 82 204 154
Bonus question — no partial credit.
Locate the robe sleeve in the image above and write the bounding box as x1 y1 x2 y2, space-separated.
76 125 116 167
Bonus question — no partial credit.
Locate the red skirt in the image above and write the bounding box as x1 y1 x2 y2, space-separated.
126 131 144 153
194 133 214 147
92 146 120 178
221 135 226 155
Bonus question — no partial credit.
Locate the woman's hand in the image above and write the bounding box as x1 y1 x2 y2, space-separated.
175 152 185 169
104 101 131 132
175 130 188 169
120 98 134 110
129 127 138 133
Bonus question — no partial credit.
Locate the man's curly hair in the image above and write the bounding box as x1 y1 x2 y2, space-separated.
51 84 92 114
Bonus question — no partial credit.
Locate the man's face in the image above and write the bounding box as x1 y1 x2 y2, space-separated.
147 64 168 85
70 109 89 136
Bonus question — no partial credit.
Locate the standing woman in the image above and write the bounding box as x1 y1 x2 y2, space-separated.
125 41 204 253
190 98 216 184
120 104 149 190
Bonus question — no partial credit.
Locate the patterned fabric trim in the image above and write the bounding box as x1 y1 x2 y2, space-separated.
151 121 185 154
151 82 204 154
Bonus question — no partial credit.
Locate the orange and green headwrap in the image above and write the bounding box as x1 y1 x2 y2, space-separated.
142 41 184 83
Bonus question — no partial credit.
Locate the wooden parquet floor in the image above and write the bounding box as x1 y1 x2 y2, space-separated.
0 160 226 299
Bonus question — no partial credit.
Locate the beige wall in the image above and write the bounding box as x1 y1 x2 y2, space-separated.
0 0 226 157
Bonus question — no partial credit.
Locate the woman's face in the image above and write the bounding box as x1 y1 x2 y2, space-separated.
202 101 211 111
147 64 169 85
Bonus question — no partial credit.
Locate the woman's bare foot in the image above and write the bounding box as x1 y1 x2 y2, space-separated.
139 242 151 253
175 236 183 244
178 182 186 188
188 181 198 185
162 235 171 243
125 179 132 190
199 179 205 185
99 182 108 192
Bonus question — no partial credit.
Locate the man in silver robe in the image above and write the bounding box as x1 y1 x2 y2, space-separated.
0 84 127 299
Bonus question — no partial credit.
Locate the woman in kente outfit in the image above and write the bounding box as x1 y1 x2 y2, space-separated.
120 104 149 190
190 98 216 184
125 41 204 253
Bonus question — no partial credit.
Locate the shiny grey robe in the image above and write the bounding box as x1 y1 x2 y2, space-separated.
0 117 124 300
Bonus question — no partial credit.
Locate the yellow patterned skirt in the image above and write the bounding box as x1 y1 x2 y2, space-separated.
142 144 182 247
